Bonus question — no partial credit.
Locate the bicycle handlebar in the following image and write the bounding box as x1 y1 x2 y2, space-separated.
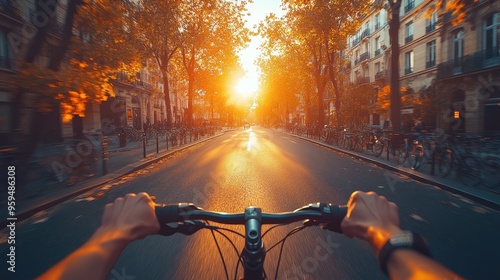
155 202 347 236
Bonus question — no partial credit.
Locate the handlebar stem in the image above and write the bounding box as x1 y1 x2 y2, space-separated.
243 207 266 279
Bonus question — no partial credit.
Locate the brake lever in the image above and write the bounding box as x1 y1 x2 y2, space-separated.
158 220 209 236
296 202 346 233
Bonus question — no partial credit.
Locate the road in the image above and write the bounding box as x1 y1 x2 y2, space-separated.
1 127 499 279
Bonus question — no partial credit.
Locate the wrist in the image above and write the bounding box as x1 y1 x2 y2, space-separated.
367 225 403 254
91 226 132 251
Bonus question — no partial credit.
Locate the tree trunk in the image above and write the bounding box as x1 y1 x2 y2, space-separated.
163 73 173 128
48 0 81 71
389 0 402 132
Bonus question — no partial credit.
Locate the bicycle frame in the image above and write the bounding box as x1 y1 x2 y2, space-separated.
155 202 347 280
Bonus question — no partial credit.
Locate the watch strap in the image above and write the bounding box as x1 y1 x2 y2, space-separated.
378 231 432 276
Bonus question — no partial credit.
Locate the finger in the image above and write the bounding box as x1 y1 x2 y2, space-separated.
112 197 125 218
101 203 113 225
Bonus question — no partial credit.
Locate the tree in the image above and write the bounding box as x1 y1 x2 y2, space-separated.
178 0 250 127
386 0 403 132
130 0 183 128
259 0 370 128
7 0 141 162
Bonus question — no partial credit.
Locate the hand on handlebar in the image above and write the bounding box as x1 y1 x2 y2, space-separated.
99 192 160 243
341 191 403 254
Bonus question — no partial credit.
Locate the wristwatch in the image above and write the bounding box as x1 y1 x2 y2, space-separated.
378 231 432 276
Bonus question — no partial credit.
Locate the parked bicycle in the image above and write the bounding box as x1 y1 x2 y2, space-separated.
436 136 482 187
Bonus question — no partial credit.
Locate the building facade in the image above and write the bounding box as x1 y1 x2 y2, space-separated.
347 0 500 136
437 0 500 136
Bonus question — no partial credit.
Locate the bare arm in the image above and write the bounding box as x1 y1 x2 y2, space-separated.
341 191 463 280
37 193 160 280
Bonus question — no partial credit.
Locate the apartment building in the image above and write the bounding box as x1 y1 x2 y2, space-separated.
347 0 440 129
0 0 71 145
347 0 500 136
436 0 500 136
0 0 188 148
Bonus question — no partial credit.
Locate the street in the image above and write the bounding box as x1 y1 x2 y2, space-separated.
1 127 499 280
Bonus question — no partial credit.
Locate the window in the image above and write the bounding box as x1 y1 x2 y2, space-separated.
483 13 499 58
375 37 381 56
405 21 414 43
375 13 381 30
375 62 381 73
452 29 464 65
405 51 414 74
404 0 415 14
426 40 436 68
0 30 11 69
426 12 437 33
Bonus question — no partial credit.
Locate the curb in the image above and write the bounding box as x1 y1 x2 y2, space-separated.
281 130 500 211
1 132 227 229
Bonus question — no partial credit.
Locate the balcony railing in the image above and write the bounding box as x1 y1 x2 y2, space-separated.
375 22 381 30
437 46 500 79
405 35 413 44
426 22 436 33
359 51 370 63
426 60 436 68
404 67 413 75
404 1 415 14
375 49 381 56
355 76 370 85
351 37 361 48
375 71 385 80
361 28 371 39
0 56 12 70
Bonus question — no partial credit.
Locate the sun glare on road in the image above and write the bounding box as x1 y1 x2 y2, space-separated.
247 128 257 151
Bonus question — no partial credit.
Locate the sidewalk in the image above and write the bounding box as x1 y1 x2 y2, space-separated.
280 130 500 211
1 129 231 229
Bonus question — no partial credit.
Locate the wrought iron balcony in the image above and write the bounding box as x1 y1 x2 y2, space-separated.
426 23 436 33
361 28 371 39
405 35 413 44
437 47 500 79
426 60 436 68
375 71 385 80
375 49 381 56
359 51 370 63
355 76 370 85
404 1 415 14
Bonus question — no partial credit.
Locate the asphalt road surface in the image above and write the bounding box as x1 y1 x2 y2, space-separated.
1 127 499 279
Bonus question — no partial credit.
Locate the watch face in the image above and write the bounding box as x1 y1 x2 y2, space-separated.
390 232 413 246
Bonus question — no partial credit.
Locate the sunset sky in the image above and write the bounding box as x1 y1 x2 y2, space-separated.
237 0 286 96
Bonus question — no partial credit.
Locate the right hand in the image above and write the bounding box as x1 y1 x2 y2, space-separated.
98 192 160 244
341 191 403 254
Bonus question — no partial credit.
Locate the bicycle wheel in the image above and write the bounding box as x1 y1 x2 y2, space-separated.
355 135 364 153
459 155 482 187
481 156 500 190
438 150 453 177
423 139 436 162
409 145 425 170
395 143 408 165
372 140 384 157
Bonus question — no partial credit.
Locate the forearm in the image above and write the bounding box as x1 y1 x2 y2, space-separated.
37 228 128 280
387 249 464 280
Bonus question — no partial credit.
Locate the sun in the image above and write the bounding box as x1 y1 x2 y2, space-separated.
234 76 258 99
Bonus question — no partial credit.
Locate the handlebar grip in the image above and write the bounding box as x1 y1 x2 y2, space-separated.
321 204 347 234
155 204 181 236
